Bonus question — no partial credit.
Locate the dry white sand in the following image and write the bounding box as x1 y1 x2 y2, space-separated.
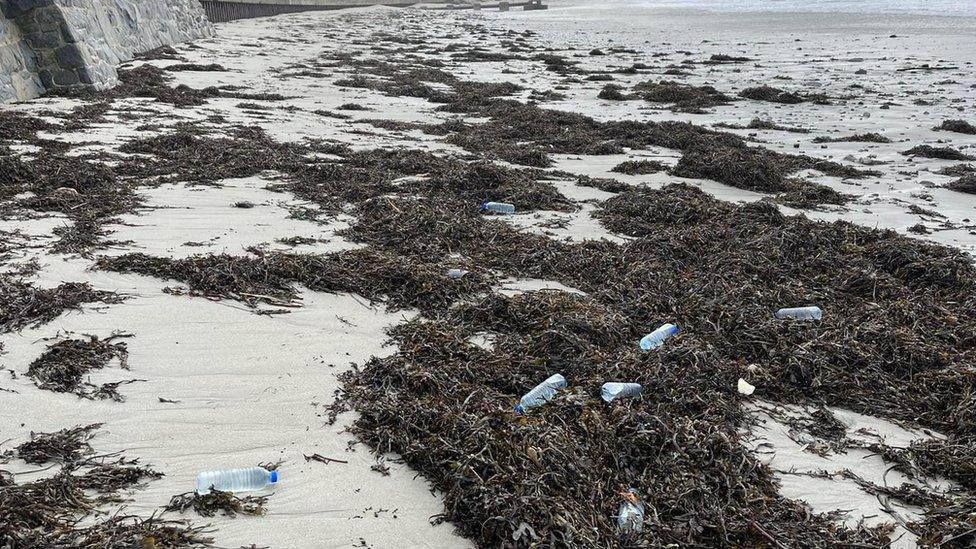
2 4 975 547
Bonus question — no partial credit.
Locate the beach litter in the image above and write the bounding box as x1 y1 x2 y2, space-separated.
481 201 516 215
196 466 278 495
601 382 643 402
639 323 678 350
774 306 822 321
514 373 566 414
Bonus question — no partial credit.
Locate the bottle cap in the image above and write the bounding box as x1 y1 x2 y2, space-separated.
269 470 279 484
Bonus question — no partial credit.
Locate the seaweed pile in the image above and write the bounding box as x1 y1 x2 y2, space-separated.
631 80 733 113
26 333 137 401
610 160 668 175
935 119 976 135
902 145 975 161
322 183 976 546
715 118 811 134
813 132 891 144
0 280 122 333
167 489 268 518
1 424 211 547
948 174 976 194
739 85 829 104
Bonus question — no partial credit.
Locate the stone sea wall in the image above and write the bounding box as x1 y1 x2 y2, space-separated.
0 0 213 103
0 12 44 102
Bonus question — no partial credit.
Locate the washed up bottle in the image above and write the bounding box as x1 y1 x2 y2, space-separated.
775 306 822 321
601 382 643 403
617 488 645 535
514 373 566 414
196 467 278 495
446 268 469 279
481 201 516 215
639 323 678 350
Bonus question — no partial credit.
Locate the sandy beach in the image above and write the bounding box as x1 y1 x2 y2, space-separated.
2 2 976 547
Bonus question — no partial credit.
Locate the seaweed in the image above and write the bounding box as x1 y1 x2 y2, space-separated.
935 119 976 135
739 85 828 104
902 145 975 161
0 280 123 333
632 79 733 112
813 133 891 144
610 159 668 175
715 118 811 134
1 423 212 547
948 174 976 194
15 423 103 465
26 333 135 401
166 489 268 518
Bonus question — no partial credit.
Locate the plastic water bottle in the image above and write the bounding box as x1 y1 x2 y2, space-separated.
617 488 645 535
481 201 515 215
514 374 566 414
196 467 278 495
775 306 822 321
447 268 469 279
639 323 678 350
601 382 642 402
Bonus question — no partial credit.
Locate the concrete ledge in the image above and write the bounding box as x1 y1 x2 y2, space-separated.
201 0 416 22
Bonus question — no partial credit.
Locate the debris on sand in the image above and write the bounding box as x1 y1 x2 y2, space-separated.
947 174 976 194
167 489 268 518
902 145 975 161
934 119 976 135
611 160 668 175
26 333 136 401
596 83 628 101
0 280 123 333
715 118 811 134
1 424 212 547
632 79 733 112
96 247 491 314
671 136 862 198
813 133 891 144
164 63 228 72
936 163 975 176
705 54 753 64
739 85 829 104
15 423 103 464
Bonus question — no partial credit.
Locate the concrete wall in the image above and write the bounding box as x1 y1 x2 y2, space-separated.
0 0 214 102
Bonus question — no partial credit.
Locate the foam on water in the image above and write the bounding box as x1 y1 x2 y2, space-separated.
624 0 976 17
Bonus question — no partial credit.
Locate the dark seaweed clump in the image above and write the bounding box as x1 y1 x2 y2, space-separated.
902 145 975 161
948 174 976 194
2 424 210 547
935 119 976 135
715 118 811 134
26 333 136 401
739 85 828 104
610 159 668 175
633 79 733 112
0 280 122 333
813 133 891 144
167 489 268 517
325 182 976 547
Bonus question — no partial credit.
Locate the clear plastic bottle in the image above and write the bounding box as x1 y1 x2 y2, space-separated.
446 268 469 279
601 382 643 403
639 323 678 350
481 201 516 215
514 373 566 414
617 488 645 535
775 306 822 320
196 467 278 495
